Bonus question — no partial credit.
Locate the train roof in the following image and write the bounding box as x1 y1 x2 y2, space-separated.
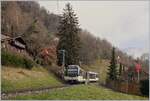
67 65 85 71
88 71 98 74
68 65 80 68
68 65 80 67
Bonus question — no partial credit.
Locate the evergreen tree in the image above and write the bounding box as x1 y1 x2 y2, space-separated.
107 47 118 80
57 3 81 66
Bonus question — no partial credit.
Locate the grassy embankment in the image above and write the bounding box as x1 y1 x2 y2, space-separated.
1 66 63 92
12 84 148 100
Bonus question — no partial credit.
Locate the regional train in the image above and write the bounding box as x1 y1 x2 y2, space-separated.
64 65 99 83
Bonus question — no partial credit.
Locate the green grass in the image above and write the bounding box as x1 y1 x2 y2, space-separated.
1 66 63 92
12 84 148 100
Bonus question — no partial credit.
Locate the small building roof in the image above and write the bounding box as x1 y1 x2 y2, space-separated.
88 71 98 74
11 36 26 49
1 34 26 49
13 36 26 45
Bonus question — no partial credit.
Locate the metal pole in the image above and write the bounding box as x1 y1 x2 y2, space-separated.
62 50 65 67
62 50 65 78
59 50 66 78
59 50 65 67
62 50 65 79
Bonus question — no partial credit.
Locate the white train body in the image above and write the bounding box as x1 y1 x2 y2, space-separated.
64 65 99 83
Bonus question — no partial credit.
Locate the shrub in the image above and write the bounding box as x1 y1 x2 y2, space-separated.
35 58 42 65
140 79 149 96
23 58 34 69
1 50 34 69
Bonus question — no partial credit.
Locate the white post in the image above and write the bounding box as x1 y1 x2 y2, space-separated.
87 72 89 84
138 71 139 82
85 72 89 85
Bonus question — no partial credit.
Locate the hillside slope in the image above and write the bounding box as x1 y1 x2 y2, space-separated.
1 1 137 67
1 66 63 92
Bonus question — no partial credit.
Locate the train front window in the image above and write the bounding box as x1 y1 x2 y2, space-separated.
89 74 96 79
66 65 79 77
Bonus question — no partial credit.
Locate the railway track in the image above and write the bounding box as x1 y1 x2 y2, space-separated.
1 82 99 100
1 84 71 100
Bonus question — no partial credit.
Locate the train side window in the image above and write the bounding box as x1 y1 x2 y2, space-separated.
89 74 95 79
79 70 83 76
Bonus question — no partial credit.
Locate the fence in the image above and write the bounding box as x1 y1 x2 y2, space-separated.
106 80 141 95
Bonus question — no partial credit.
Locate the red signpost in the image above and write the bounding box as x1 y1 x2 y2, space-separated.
135 63 142 73
135 63 142 82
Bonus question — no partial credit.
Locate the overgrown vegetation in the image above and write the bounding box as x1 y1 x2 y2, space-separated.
23 19 49 60
1 50 34 69
11 84 147 100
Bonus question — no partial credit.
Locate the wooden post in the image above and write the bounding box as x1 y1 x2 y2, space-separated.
126 77 128 93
